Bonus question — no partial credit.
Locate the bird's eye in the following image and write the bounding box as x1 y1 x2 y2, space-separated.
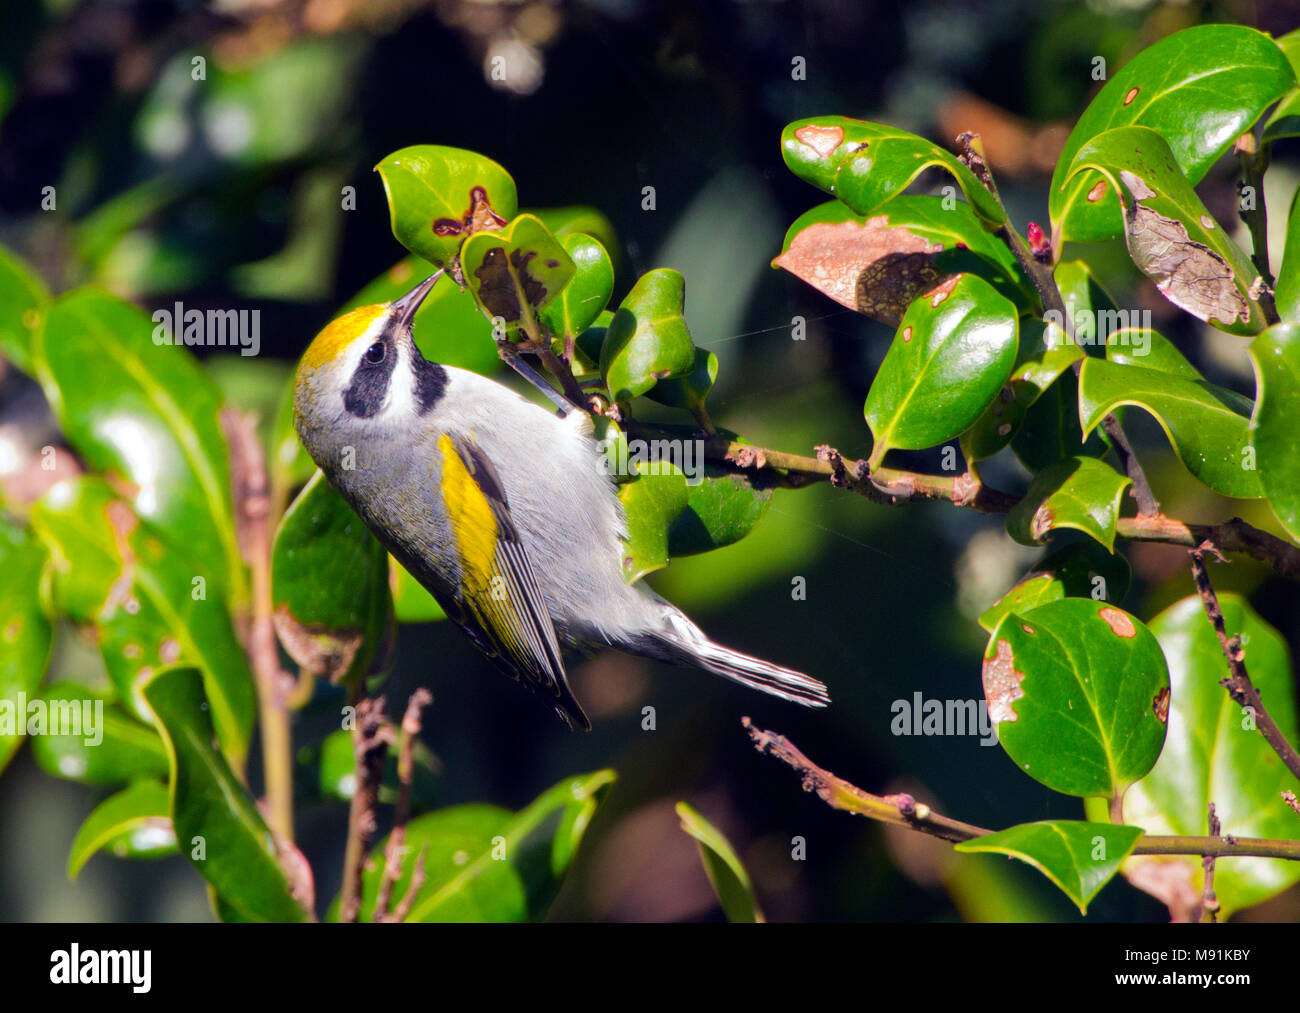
364 341 385 364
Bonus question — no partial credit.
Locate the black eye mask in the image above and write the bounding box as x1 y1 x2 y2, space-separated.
343 336 397 418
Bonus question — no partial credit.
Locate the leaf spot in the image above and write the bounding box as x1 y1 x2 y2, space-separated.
902 325 913 342
983 638 1025 723
794 124 845 158
1123 86 1139 106
1086 180 1108 203
1152 686 1170 723
1098 606 1135 638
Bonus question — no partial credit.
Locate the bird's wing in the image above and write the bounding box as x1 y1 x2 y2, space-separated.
436 432 589 730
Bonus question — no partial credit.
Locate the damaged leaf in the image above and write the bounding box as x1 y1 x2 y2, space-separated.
781 116 1005 224
984 598 1169 799
955 821 1143 915
1050 24 1295 245
774 196 1032 325
1065 126 1264 335
461 213 576 342
271 470 392 684
1006 456 1132 552
1078 358 1261 499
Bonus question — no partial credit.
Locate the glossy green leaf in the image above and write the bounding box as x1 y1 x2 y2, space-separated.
28 682 169 785
668 468 774 557
1248 323 1300 540
343 257 502 375
344 769 616 922
461 214 576 342
0 242 49 374
34 288 244 602
30 477 255 765
979 538 1131 633
600 268 697 403
645 347 718 424
1065 126 1264 335
983 598 1169 799
617 461 691 583
1104 326 1199 378
1275 186 1300 324
375 145 517 270
963 318 1082 461
1050 24 1295 245
1115 595 1300 918
955 821 1143 915
527 205 620 257
67 780 176 878
676 802 764 923
538 233 614 344
1078 357 1261 498
142 667 312 922
773 196 1032 325
865 274 1019 466
1262 89 1300 143
272 470 392 684
781 116 1004 224
0 522 52 772
390 556 446 623
1006 456 1132 552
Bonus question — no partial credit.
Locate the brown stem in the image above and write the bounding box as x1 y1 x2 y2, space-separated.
340 696 392 924
375 689 432 922
1189 547 1300 783
1201 803 1221 923
221 408 294 838
1236 132 1282 327
744 719 1300 861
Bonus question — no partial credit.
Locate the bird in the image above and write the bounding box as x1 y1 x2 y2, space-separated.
292 270 830 729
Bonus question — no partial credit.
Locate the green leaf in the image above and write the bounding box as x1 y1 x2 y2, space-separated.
1078 357 1261 499
600 268 697 403
142 667 312 922
955 821 1143 915
1248 323 1300 540
390 556 446 623
315 728 440 808
538 233 614 343
68 780 176 879
460 214 576 342
1262 89 1300 143
1050 24 1295 245
864 273 1019 466
1011 370 1107 471
675 802 764 923
773 196 1032 325
271 470 392 684
527 205 620 257
645 347 718 423
1064 126 1264 335
963 318 1082 461
1275 186 1300 324
0 243 49 374
1104 326 1200 379
979 538 1131 633
34 288 244 602
1115 595 1300 918
668 468 774 557
29 477 255 766
781 116 1005 224
375 145 517 269
343 257 502 376
983 598 1169 799
1006 456 1132 552
28 682 169 785
344 769 616 922
617 460 691 583
0 522 52 772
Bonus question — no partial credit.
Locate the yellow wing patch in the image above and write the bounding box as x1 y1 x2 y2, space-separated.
437 433 500 598
300 304 387 373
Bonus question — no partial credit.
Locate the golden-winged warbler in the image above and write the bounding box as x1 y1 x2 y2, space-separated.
293 271 830 729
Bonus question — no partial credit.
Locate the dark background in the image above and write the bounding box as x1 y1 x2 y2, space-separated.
1 0 1298 922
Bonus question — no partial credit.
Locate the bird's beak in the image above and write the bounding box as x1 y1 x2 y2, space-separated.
392 270 444 329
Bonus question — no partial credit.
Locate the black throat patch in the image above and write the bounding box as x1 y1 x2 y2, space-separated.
411 354 448 414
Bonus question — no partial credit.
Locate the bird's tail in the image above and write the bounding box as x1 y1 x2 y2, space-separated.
651 610 830 708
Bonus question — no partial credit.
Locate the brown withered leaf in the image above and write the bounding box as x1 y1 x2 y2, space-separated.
1124 203 1249 326
773 216 949 325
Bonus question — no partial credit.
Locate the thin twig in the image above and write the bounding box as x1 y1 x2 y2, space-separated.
957 131 1160 517
340 696 392 924
744 719 1300 861
388 847 428 924
221 407 295 838
1201 803 1221 923
375 689 433 922
1236 132 1282 326
1283 790 1300 818
1189 546 1300 783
